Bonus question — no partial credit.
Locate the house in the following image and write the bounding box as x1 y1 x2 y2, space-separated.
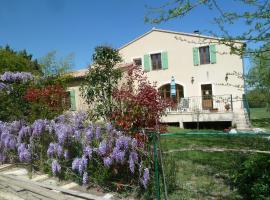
68 28 250 129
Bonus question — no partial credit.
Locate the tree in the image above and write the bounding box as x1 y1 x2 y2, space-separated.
80 46 122 120
39 51 74 77
0 48 72 122
112 65 171 134
145 0 270 55
247 42 270 110
0 45 42 74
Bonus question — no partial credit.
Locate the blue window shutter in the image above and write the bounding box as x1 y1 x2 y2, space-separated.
143 54 151 72
210 44 217 64
70 90 76 111
161 51 168 70
193 47 199 66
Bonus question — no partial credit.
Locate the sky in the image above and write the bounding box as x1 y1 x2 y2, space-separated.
0 0 251 71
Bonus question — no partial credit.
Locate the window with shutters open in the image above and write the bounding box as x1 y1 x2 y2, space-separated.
199 46 210 65
151 53 162 70
193 45 217 65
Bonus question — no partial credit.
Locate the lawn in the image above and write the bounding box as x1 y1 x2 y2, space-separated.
250 107 270 131
159 130 270 200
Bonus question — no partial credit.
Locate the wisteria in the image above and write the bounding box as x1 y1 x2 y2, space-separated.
141 168 150 189
0 72 34 83
83 172 88 185
52 159 61 176
0 112 151 188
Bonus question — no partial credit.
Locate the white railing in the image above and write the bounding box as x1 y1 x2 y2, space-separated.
166 94 233 113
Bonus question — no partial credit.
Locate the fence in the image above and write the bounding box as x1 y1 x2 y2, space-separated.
150 129 270 200
166 94 233 113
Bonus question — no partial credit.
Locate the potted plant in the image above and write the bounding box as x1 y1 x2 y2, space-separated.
225 103 230 111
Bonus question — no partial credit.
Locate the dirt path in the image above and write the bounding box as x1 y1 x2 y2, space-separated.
164 147 270 154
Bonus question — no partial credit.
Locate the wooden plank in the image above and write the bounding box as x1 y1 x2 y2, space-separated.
0 164 13 171
1 174 104 200
32 174 48 182
0 175 69 200
0 190 25 200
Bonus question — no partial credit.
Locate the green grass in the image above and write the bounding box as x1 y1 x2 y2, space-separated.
160 131 270 200
161 133 270 151
163 151 246 200
250 107 270 131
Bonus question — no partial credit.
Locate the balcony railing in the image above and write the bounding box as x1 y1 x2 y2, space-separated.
166 94 233 113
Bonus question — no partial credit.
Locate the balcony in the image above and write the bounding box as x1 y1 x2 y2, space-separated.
166 94 234 113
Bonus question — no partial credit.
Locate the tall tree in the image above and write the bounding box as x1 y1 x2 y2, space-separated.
39 51 74 77
80 46 122 120
247 42 270 110
145 0 270 55
0 45 42 74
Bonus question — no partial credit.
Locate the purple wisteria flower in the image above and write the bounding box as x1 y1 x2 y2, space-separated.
0 72 34 83
47 143 56 158
74 130 81 141
64 150 69 160
95 126 101 139
0 82 12 92
56 144 63 158
128 151 138 173
98 140 107 156
112 147 125 164
18 126 31 143
1 134 16 150
103 156 113 167
141 168 150 189
131 138 138 149
54 123 73 144
85 125 94 141
73 112 86 129
18 143 31 162
82 172 88 185
55 115 65 123
47 143 63 158
83 146 92 159
72 156 88 175
72 158 80 171
32 119 47 136
115 136 130 151
106 123 113 133
52 160 61 176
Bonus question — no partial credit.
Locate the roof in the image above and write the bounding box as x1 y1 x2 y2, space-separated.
70 28 245 77
67 68 88 78
119 28 245 50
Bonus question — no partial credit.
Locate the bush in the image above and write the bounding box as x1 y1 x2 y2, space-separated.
232 154 270 200
0 112 153 194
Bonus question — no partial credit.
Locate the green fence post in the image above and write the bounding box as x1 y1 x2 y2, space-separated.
153 132 161 200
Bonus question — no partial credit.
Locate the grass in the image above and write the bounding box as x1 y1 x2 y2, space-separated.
159 129 270 200
161 133 270 151
250 107 270 131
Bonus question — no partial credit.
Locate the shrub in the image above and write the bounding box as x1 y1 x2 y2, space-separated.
0 112 153 192
0 71 69 122
232 154 270 200
112 65 171 135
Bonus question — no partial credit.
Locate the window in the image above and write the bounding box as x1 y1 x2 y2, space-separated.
63 91 71 110
151 53 162 70
133 58 142 66
199 46 210 65
159 84 184 104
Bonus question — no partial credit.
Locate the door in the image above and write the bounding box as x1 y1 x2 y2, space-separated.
201 84 213 110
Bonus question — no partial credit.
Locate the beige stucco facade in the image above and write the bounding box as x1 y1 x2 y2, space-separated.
119 29 245 101
68 29 250 129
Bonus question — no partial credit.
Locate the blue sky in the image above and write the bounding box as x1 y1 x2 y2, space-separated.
0 0 251 71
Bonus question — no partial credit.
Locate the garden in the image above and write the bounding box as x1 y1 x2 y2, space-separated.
0 46 270 200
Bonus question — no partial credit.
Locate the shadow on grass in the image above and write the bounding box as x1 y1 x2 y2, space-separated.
251 118 270 128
